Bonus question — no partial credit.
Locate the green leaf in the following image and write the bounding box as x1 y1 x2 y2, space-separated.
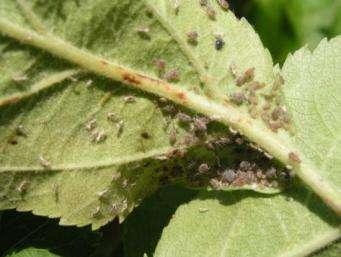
154 185 340 257
5 248 60 257
311 241 341 257
281 37 341 214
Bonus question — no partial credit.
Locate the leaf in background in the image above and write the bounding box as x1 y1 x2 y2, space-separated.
153 185 340 257
5 248 60 257
281 37 341 213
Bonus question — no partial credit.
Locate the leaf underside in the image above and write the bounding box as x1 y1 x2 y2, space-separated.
0 4 339 255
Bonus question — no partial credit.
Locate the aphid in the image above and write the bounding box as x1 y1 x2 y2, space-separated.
239 161 251 171
91 206 101 218
15 125 29 137
265 167 277 179
141 131 151 139
249 81 265 91
69 76 78 82
215 36 225 50
38 155 51 169
163 104 177 114
163 69 180 82
229 63 238 78
136 26 150 38
153 59 166 72
176 112 192 123
86 119 97 131
91 130 107 143
230 91 246 105
262 102 271 110
12 73 28 82
117 120 124 137
17 180 29 193
123 95 136 103
199 208 209 213
248 106 259 119
198 163 210 173
236 67 255 86
247 94 258 105
187 31 199 45
217 0 229 10
289 152 301 163
235 137 243 145
221 169 236 183
193 116 210 131
206 6 216 20
209 178 221 189
85 79 93 87
158 97 168 103
199 0 208 6
169 128 177 145
107 112 119 122
173 0 180 14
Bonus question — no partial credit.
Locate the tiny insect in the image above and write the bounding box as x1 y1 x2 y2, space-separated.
193 116 210 131
86 119 97 131
206 6 216 19
17 180 29 193
136 26 150 35
229 63 238 78
221 169 236 183
107 112 119 122
236 67 255 86
217 0 229 10
85 79 93 87
91 130 107 143
187 31 199 45
199 0 208 6
235 137 243 145
16 125 29 137
288 152 301 163
123 95 136 103
38 155 51 169
12 73 28 82
215 36 225 50
173 0 180 14
153 59 166 71
198 163 210 173
230 91 246 105
169 128 177 145
116 120 124 137
91 206 101 218
163 69 180 82
265 167 277 179
176 112 192 123
209 178 222 189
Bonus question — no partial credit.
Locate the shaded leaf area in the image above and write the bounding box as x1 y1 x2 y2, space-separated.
152 184 340 257
0 210 120 257
311 240 341 257
235 0 341 63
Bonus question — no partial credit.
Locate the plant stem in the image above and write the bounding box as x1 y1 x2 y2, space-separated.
0 18 339 215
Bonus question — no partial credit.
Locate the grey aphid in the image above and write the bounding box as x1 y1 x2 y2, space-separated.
221 169 236 183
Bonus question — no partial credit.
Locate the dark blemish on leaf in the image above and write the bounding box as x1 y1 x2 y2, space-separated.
141 132 151 139
123 73 141 85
